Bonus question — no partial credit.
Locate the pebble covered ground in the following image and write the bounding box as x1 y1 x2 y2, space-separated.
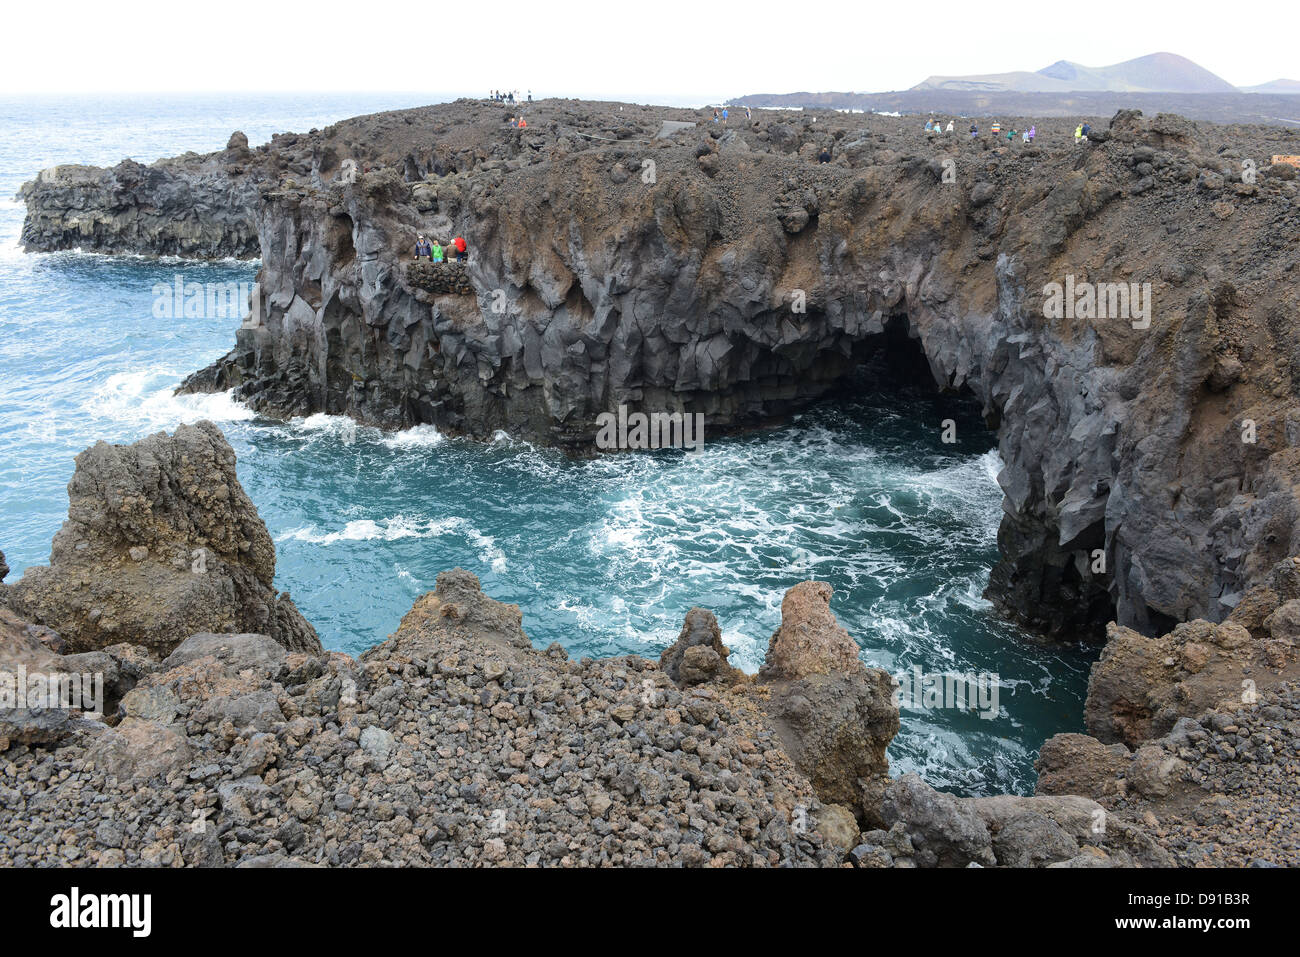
5 566 1300 867
1 570 842 867
1104 686 1300 867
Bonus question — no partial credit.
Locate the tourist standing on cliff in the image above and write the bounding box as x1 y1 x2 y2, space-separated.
817 145 832 163
413 236 431 260
452 236 467 262
1074 123 1084 144
945 119 954 133
1027 124 1036 142
431 240 443 263
970 123 978 137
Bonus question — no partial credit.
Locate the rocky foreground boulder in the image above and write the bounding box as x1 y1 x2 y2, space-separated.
658 606 746 687
1085 557 1300 746
859 773 1173 868
3 421 320 657
1035 683 1300 867
757 581 899 825
1021 557 1300 867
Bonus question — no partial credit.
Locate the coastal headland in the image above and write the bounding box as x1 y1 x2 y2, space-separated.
6 98 1300 866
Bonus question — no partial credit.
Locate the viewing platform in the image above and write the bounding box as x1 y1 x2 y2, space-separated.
405 259 474 296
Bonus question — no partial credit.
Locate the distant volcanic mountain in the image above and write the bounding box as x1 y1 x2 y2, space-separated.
1240 78 1300 94
728 53 1300 124
912 52 1239 94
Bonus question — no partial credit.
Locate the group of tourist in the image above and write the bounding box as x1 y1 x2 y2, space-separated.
989 121 1037 142
413 234 468 263
927 118 1036 142
711 106 752 124
931 117 1097 144
490 89 530 104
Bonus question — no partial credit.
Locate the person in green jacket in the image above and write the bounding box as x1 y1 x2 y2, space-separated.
431 240 443 262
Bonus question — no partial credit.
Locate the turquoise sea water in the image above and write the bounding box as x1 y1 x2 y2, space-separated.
0 93 1091 795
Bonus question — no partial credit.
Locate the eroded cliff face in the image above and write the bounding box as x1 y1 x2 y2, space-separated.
21 100 1300 641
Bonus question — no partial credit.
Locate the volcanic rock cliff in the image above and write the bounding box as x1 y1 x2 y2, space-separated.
18 132 263 258
19 100 1300 647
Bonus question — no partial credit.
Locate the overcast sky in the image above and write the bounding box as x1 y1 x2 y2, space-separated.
2 0 1291 99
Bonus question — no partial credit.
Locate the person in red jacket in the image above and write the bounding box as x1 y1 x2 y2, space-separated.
452 236 467 262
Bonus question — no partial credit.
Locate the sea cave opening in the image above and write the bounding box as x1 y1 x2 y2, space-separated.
737 310 1109 794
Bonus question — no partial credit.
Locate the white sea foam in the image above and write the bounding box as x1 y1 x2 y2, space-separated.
275 513 508 572
290 412 359 444
720 626 765 674
276 515 463 545
286 415 444 449
86 369 254 432
465 529 508 573
295 412 346 431
0 240 30 265
978 448 1003 484
382 424 445 449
